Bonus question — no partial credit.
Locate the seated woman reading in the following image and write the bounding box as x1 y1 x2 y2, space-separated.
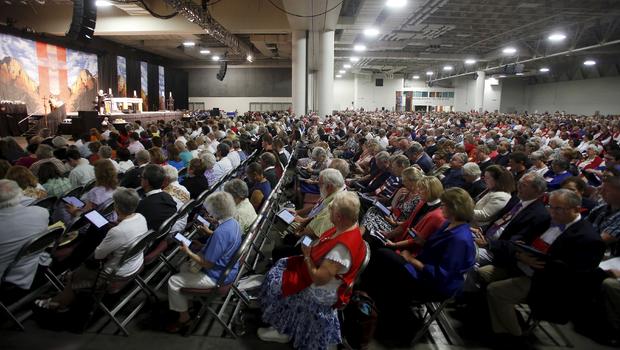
258 191 367 349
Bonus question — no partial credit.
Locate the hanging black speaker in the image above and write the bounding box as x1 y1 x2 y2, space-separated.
216 61 227 81
67 0 97 41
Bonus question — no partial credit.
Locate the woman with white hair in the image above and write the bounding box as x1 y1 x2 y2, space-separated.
223 179 257 233
166 191 242 332
200 151 219 185
577 144 603 171
258 191 367 349
299 146 329 195
163 165 190 233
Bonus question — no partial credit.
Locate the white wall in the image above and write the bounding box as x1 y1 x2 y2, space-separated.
354 75 403 111
333 78 355 111
188 97 292 112
484 78 502 113
453 77 476 112
499 76 620 115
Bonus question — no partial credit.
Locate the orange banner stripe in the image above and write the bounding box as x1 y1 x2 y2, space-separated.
57 46 69 101
36 42 49 101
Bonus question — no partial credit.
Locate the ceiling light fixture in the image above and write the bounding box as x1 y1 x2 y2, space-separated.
336 75 342 78
499 75 507 78
464 59 476 64
353 44 366 52
246 54 253 62
539 67 550 72
350 57 360 62
343 64 351 69
95 0 112 6
426 71 434 76
200 49 211 54
364 28 380 37
583 60 596 66
412 75 420 79
516 72 524 76
386 0 406 8
548 33 567 42
502 47 517 55
339 70 346 74
212 55 220 61
443 65 453 71
183 41 195 47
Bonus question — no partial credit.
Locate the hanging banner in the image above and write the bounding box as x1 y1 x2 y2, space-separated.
158 65 165 110
117 56 126 97
140 61 148 111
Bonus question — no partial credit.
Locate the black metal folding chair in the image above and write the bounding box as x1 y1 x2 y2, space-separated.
0 226 65 330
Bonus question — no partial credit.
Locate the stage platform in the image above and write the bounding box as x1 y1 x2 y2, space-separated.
66 111 185 124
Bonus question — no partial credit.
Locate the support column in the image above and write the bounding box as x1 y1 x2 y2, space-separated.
291 30 307 116
318 30 334 118
353 74 358 110
474 70 485 113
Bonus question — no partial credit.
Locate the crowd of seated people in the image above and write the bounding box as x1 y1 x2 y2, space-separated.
0 109 619 348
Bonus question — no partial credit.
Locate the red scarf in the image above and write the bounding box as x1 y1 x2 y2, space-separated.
281 226 366 309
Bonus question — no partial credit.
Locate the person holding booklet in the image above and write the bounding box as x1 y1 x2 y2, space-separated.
35 187 149 311
166 192 242 333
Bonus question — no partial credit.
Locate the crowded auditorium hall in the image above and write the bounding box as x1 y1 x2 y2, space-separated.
1 1 620 349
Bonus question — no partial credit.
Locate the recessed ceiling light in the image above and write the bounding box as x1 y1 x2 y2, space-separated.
502 47 517 55
364 28 380 37
353 44 366 52
335 75 342 78
412 75 420 79
246 54 253 62
548 33 567 42
386 0 406 8
583 60 596 66
95 0 112 6
183 41 195 47
443 65 453 71
350 57 360 62
339 70 346 74
343 64 351 69
212 56 220 61
200 49 210 54
539 67 550 72
499 75 506 78
516 72 524 76
464 59 476 64
426 71 434 76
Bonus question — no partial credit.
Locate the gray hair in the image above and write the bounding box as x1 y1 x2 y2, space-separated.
521 172 547 194
135 149 151 164
311 146 327 160
408 142 424 155
163 165 179 182
205 191 237 220
99 145 113 159
452 152 468 164
319 168 344 189
223 179 249 200
549 188 582 209
201 152 217 169
375 151 390 164
529 150 546 162
112 187 140 215
463 162 482 178
35 144 54 159
0 179 23 209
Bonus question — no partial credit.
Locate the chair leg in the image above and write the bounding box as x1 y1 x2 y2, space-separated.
43 268 64 291
98 301 130 336
0 302 25 331
411 300 450 345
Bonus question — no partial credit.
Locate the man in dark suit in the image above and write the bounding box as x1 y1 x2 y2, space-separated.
476 145 494 175
441 153 467 189
137 164 178 231
473 173 551 268
120 149 150 189
405 142 434 174
424 136 438 158
482 189 605 336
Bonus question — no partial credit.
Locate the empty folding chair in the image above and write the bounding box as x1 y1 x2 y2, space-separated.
0 226 65 330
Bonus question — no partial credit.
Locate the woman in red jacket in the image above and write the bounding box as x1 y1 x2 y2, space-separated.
258 191 367 349
381 176 446 254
